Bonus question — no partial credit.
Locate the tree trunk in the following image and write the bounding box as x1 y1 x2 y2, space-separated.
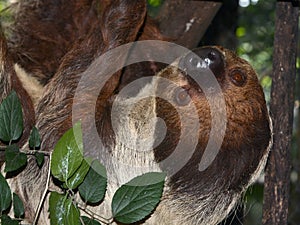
263 2 299 225
157 0 222 49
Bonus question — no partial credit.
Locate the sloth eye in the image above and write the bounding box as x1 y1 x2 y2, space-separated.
174 87 191 106
229 69 247 86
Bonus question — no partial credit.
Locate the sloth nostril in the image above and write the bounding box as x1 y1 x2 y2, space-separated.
189 47 226 79
179 47 225 80
207 51 217 61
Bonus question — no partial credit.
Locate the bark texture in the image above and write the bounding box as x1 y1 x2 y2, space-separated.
263 2 299 225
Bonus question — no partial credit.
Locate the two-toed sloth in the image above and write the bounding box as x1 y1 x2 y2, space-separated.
0 0 272 224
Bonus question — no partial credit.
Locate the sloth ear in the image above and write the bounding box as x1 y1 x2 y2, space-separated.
0 25 35 148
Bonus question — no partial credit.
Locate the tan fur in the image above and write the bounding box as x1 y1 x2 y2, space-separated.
14 64 44 106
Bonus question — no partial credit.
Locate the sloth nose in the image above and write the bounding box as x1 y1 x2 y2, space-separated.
179 47 225 78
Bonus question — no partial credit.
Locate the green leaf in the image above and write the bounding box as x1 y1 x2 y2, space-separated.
51 122 83 183
148 0 162 7
4 144 27 173
49 192 80 225
29 126 41 149
78 160 107 204
13 193 24 218
112 172 166 224
0 215 19 225
0 173 11 212
66 158 90 190
0 91 23 142
35 152 44 167
81 216 101 225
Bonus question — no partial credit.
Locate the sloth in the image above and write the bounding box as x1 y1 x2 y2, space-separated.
0 0 272 224
88 46 272 225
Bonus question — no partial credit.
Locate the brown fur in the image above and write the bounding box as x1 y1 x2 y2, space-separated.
0 24 35 149
1 1 271 224
151 47 271 224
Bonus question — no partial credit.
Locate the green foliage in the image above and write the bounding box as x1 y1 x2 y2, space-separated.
0 91 24 143
112 172 166 224
237 0 275 103
244 184 264 225
29 126 41 149
65 158 90 190
4 144 27 173
0 72 165 225
0 0 12 23
78 160 107 204
237 0 275 72
48 122 165 224
237 2 276 224
0 91 26 224
81 216 102 225
147 0 164 17
148 0 162 7
49 192 80 225
29 127 45 166
0 214 19 225
13 193 24 218
51 122 83 183
0 173 11 213
35 152 45 167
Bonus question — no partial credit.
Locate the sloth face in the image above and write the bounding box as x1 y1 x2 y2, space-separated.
149 46 271 224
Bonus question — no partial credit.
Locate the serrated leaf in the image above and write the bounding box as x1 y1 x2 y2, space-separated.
51 122 83 182
35 152 44 167
4 144 27 173
49 192 80 225
81 216 101 225
66 158 90 190
0 173 11 212
112 172 166 224
0 91 23 142
29 126 41 149
1 214 19 225
78 160 107 204
13 192 24 218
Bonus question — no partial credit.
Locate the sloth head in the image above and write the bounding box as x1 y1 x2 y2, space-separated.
147 46 271 224
99 46 271 225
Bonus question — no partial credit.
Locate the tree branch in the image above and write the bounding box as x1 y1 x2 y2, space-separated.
157 0 222 49
263 2 299 224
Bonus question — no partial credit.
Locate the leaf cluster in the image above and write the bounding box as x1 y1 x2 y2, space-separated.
50 122 166 225
0 91 166 225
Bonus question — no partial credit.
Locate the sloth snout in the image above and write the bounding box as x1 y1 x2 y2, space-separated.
179 47 225 80
193 47 225 79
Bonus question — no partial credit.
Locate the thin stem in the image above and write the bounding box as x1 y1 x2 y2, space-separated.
77 203 113 224
33 153 52 225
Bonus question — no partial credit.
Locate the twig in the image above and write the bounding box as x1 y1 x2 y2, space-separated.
77 203 113 224
33 153 52 225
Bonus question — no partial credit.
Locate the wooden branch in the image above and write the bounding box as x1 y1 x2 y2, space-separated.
157 0 222 49
263 2 299 225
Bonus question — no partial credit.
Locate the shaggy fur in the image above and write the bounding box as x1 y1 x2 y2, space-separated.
0 1 272 224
